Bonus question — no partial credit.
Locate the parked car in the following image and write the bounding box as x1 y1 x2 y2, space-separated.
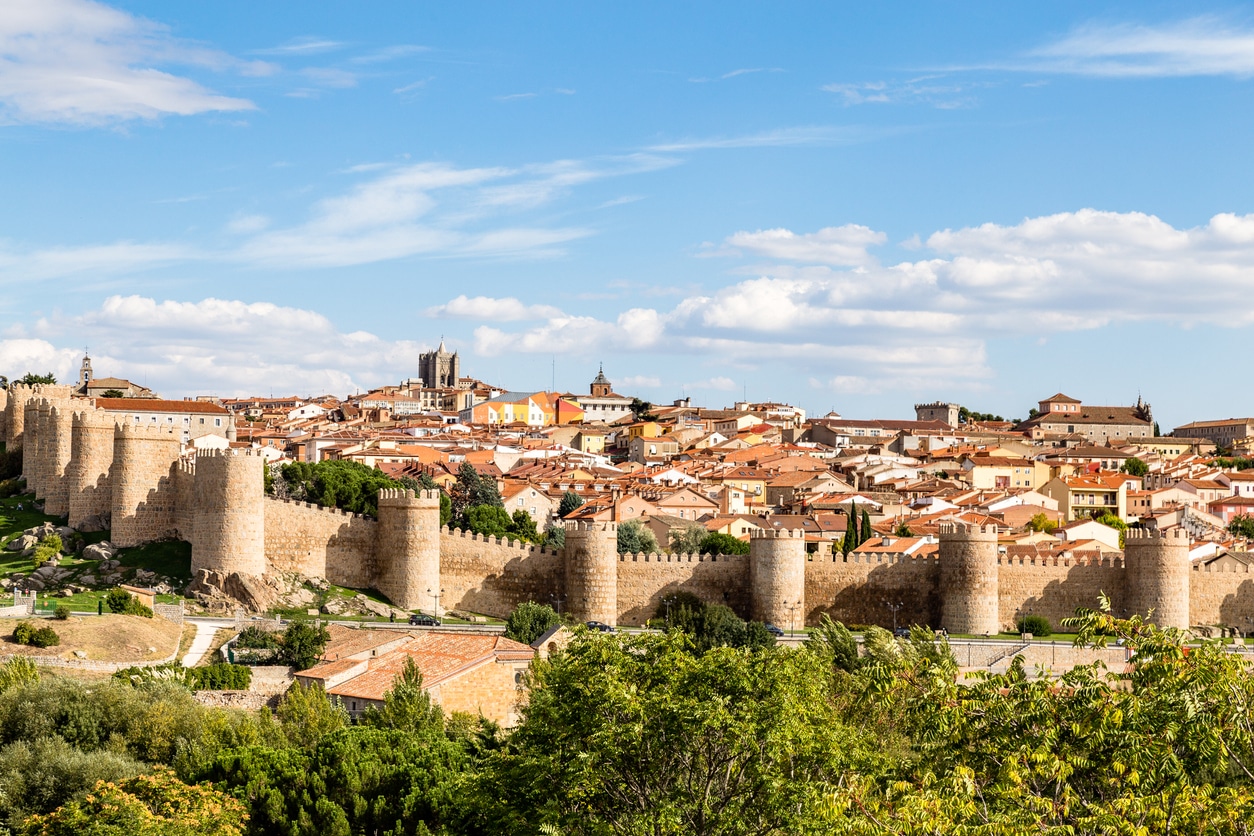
763 623 785 637
585 621 614 632
409 614 440 627
893 627 911 638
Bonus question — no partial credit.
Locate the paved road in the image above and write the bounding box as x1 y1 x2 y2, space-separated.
181 621 223 667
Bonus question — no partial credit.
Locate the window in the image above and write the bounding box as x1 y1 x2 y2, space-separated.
214 418 222 427
517 498 524 506
199 418 205 425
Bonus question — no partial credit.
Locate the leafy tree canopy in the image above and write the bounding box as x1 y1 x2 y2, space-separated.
697 531 749 555
1121 456 1149 476
504 602 563 646
557 490 585 518
18 372 56 386
616 519 658 554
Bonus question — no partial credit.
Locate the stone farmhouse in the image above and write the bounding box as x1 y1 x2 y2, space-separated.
4 383 1254 633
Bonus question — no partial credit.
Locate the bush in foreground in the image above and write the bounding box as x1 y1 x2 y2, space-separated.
1016 614 1052 637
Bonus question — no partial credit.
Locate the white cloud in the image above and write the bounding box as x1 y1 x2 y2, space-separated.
686 376 737 391
3 295 429 397
252 37 344 56
646 126 873 152
722 225 886 267
225 214 270 234
426 295 562 321
301 67 358 89
456 209 1254 390
617 374 661 388
822 76 982 109
1025 17 1254 78
0 240 198 282
0 0 258 125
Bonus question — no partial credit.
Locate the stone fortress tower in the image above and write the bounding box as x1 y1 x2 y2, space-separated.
564 521 619 626
1124 528 1191 629
192 449 266 578
375 488 443 612
67 408 116 531
749 528 806 627
939 522 1000 635
110 423 182 548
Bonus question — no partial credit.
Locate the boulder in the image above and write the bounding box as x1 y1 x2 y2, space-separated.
24 579 44 591
321 598 351 616
78 575 96 586
55 526 76 540
7 535 38 552
82 544 116 562
32 566 59 580
361 598 392 618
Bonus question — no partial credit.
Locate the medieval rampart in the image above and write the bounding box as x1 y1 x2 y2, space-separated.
14 396 1254 629
616 551 750 626
263 498 378 589
440 526 564 619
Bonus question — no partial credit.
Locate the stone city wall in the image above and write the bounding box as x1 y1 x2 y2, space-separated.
110 424 182 548
263 498 378 588
440 526 564 619
615 552 750 626
805 554 942 629
996 554 1126 632
1189 563 1254 627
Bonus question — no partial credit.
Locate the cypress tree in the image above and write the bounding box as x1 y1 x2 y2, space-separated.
843 502 859 554
860 507 873 545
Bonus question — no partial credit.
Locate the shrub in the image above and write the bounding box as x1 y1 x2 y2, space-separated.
53 605 70 621
234 626 281 650
28 627 60 648
504 601 562 645
12 622 36 645
1017 614 1052 637
186 663 252 692
279 621 330 671
105 588 153 618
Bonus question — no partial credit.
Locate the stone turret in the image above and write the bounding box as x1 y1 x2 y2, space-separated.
564 520 618 626
111 423 182 547
375 488 442 612
1123 528 1190 629
3 385 30 450
191 449 265 577
939 522 1000 635
67 408 115 531
24 398 49 496
749 528 806 628
0 388 7 445
41 402 76 516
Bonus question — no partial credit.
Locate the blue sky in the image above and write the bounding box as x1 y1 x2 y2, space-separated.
2 1 1254 429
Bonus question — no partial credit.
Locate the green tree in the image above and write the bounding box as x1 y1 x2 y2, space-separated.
1027 511 1058 533
628 397 659 421
1121 456 1149 477
504 601 563 645
1095 511 1128 548
0 658 39 693
541 523 565 549
893 519 913 537
279 621 329 671
509 509 539 542
859 506 873 545
1230 514 1254 539
105 588 152 618
361 657 445 736
100 389 125 398
841 502 859 555
557 490 585 518
669 523 706 554
805 614 862 674
697 531 749 555
0 736 143 828
465 504 513 538
474 631 854 835
274 681 348 751
24 767 248 836
276 459 403 517
18 372 56 386
653 593 774 653
616 519 658 554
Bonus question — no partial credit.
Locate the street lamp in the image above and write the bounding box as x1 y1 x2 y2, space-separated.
785 600 802 635
549 593 565 615
885 601 904 634
427 587 444 617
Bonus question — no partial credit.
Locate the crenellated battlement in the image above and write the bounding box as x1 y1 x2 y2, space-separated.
619 551 745 563
115 422 181 439
566 520 617 533
1125 527 1190 542
998 553 1124 569
750 527 804 540
264 496 370 521
938 522 999 538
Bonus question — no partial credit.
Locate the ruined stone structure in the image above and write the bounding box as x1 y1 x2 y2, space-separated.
7 391 1254 630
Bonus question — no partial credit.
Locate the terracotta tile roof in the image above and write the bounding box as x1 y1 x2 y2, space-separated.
326 632 533 701
94 397 228 414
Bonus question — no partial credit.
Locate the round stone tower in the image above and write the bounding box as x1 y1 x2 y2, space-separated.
42 402 76 517
191 449 266 577
111 423 182 548
3 384 34 450
24 398 50 497
375 488 442 612
1123 528 1190 629
68 409 116 531
939 522 1000 635
749 528 806 628
0 388 7 445
564 520 618 626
